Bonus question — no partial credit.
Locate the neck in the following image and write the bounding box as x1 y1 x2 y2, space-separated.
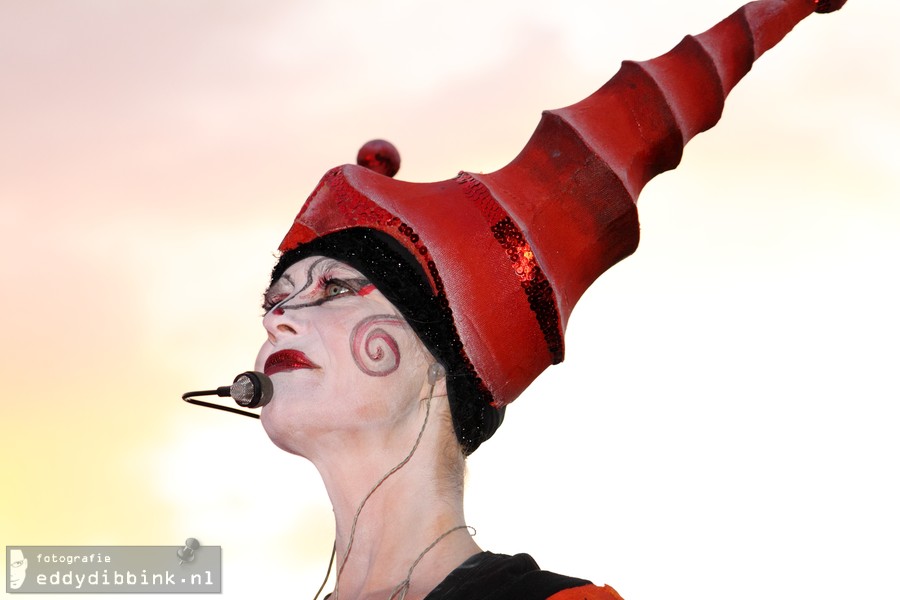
311 398 481 600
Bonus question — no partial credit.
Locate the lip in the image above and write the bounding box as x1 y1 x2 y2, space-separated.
264 349 320 376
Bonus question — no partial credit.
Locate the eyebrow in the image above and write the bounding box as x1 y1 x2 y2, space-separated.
295 257 332 294
268 257 350 308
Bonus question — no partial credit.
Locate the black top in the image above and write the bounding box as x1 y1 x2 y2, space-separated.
424 551 592 600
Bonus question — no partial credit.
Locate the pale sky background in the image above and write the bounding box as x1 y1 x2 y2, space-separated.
1 1 898 599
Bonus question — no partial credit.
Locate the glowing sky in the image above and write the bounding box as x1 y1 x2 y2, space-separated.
2 1 898 598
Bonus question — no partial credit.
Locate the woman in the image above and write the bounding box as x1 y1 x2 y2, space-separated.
256 228 624 599
258 254 475 600
248 1 846 598
257 249 611 599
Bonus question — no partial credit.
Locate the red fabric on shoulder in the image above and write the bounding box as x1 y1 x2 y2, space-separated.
548 583 625 600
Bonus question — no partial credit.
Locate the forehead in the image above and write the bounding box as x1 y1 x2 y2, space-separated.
276 255 366 282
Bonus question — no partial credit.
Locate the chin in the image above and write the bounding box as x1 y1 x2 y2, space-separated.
260 402 310 458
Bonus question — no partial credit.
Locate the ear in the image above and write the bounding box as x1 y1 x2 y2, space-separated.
419 362 450 412
427 362 446 385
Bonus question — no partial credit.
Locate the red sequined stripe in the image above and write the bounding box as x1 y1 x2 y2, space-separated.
325 169 435 263
456 172 564 364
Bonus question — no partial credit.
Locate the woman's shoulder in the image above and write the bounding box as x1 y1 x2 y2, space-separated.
425 551 623 600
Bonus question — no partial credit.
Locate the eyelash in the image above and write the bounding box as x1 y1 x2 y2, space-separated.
261 293 287 313
261 277 360 313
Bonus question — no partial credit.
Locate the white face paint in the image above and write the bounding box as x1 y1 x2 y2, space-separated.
256 256 434 457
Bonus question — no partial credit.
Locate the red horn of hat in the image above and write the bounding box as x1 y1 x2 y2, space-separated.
278 0 845 410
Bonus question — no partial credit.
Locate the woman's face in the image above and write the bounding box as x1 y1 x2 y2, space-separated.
255 255 435 456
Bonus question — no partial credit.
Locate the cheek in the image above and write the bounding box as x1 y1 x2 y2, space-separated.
254 343 268 372
349 314 406 377
340 313 432 418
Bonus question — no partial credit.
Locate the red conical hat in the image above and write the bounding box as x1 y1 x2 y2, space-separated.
277 0 846 411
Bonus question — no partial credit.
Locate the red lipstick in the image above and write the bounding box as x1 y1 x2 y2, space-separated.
264 349 320 376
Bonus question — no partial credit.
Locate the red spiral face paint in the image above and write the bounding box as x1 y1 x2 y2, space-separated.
350 314 404 377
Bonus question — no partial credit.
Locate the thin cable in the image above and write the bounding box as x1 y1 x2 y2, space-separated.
312 543 336 600
331 382 440 600
388 525 474 600
181 395 261 419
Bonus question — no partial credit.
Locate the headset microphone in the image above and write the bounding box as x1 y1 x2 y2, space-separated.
182 371 273 419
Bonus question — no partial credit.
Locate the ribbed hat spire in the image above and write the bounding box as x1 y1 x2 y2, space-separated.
278 0 846 418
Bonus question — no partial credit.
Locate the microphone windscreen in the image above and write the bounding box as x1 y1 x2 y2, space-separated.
231 371 273 408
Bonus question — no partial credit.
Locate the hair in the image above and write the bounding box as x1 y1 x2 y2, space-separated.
436 405 466 495
270 228 504 454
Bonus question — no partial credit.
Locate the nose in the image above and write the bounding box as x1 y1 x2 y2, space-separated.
262 307 305 343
